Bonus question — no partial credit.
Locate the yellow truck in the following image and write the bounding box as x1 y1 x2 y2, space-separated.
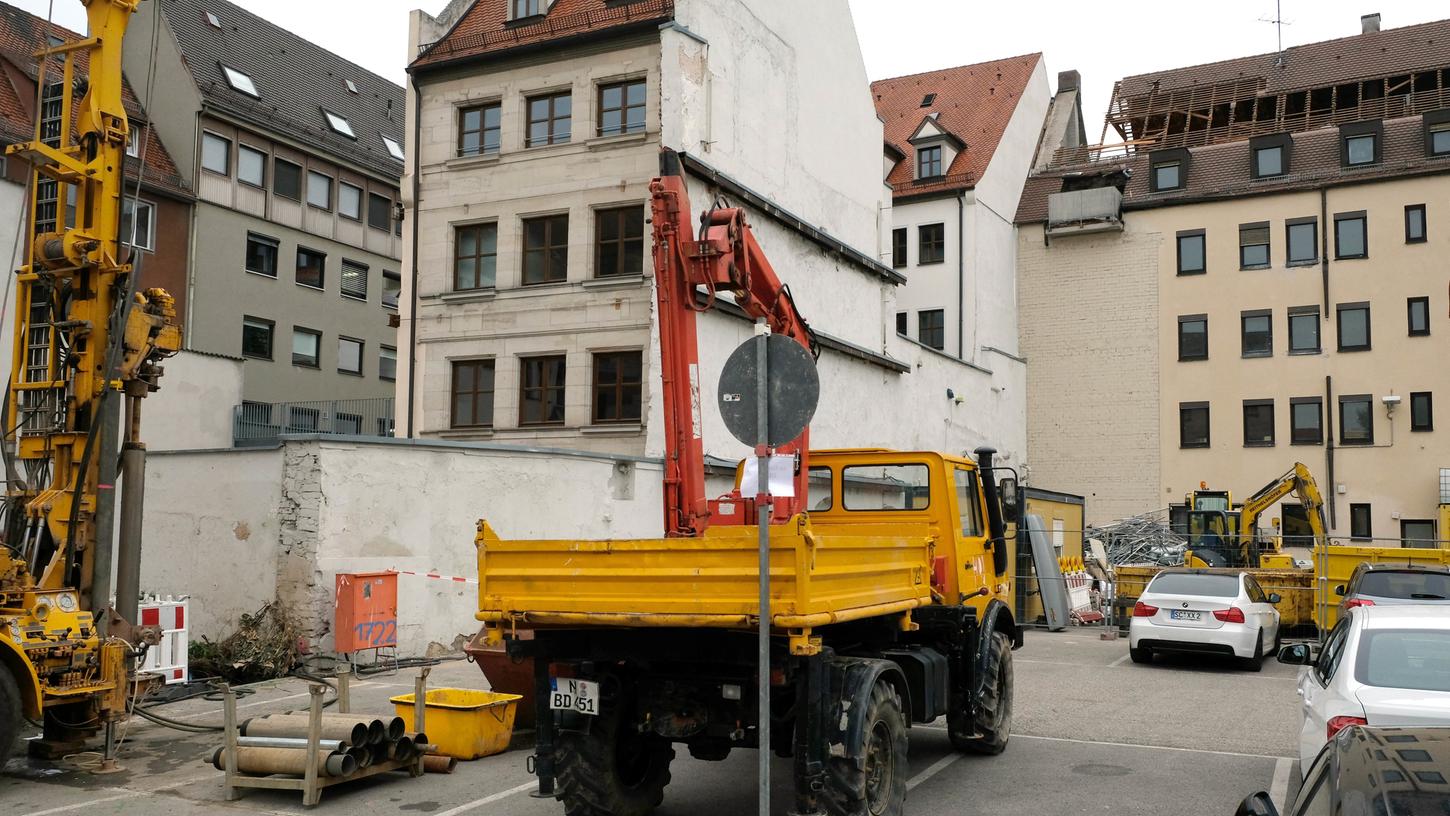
473 156 1025 816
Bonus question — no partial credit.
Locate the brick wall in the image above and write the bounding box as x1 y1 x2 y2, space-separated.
1018 224 1163 524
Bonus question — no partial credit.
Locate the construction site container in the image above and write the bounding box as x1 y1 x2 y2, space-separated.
1313 544 1450 631
390 688 521 760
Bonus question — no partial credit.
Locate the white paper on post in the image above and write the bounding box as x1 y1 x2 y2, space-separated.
740 455 796 498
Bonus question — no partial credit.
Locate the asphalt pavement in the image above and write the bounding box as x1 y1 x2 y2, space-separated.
0 629 1305 816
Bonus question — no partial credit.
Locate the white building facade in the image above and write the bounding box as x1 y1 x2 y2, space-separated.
399 0 1026 488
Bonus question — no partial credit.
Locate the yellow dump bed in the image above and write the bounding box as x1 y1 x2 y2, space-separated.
474 520 933 632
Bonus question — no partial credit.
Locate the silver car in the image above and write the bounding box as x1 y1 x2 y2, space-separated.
1336 563 1450 615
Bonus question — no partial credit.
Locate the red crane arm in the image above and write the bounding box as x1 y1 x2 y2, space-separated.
648 149 814 537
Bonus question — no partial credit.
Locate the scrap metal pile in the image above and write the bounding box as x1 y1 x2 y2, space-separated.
1087 512 1187 566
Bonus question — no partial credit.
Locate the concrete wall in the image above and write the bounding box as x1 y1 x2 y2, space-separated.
142 350 246 451
0 176 26 390
1017 222 1163 523
140 447 283 641
140 438 664 650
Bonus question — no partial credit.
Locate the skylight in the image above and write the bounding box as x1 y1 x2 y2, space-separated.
221 65 258 97
920 93 936 108
205 12 221 28
324 110 356 139
382 136 404 162
345 79 358 94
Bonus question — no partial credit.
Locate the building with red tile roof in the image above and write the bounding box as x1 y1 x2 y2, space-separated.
1014 13 1450 535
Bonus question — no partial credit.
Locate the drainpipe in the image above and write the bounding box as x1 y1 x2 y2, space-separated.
1325 375 1337 530
957 192 965 359
405 75 422 438
1319 187 1329 316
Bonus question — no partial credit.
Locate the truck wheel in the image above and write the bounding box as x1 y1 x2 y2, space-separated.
555 708 674 816
0 666 20 768
950 631 1013 755
825 680 907 816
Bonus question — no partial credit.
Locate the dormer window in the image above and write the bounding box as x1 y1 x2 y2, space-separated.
1340 121 1382 167
323 110 356 139
916 146 942 179
1149 148 1190 192
511 0 542 19
1249 133 1291 179
221 65 258 97
382 136 405 162
1423 109 1450 157
127 124 140 158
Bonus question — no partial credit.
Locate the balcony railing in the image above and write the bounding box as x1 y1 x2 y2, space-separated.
233 398 396 447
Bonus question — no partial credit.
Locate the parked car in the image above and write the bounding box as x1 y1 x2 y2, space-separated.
1129 569 1281 670
1337 563 1450 615
1279 605 1450 768
1235 725 1450 816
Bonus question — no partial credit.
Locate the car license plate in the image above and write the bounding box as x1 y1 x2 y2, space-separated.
1170 609 1201 621
549 678 600 715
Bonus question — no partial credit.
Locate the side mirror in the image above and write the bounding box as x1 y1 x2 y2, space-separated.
1334 584 1346 596
1277 644 1311 665
1267 593 1282 605
1235 792 1279 816
997 476 1019 522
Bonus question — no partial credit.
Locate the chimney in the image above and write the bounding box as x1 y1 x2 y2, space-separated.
1057 70 1081 93
1361 13 1381 34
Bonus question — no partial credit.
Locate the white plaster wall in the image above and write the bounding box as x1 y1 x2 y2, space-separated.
0 178 27 391
142 350 245 452
139 448 283 641
891 194 965 352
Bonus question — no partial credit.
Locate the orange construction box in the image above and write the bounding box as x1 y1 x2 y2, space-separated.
335 571 398 653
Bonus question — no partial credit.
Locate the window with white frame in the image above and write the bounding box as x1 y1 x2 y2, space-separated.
323 110 355 139
121 199 154 251
221 65 259 97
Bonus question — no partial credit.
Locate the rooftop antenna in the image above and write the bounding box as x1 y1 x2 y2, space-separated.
1259 0 1293 67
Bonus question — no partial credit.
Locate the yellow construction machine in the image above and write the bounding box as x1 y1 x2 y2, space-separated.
0 0 180 765
1184 463 1326 570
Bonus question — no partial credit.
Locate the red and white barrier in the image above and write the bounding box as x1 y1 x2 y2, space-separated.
139 596 189 684
392 569 477 585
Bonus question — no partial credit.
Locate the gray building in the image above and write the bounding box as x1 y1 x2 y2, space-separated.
125 0 404 425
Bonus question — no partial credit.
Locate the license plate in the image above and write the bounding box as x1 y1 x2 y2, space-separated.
549 678 600 715
1170 609 1201 621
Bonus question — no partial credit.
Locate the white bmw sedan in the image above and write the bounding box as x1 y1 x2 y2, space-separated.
1128 569 1281 671
1281 604 1450 768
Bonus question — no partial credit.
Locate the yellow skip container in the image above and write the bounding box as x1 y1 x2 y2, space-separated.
390 688 522 760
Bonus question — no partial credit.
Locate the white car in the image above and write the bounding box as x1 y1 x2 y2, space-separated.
1282 604 1450 768
1128 569 1281 671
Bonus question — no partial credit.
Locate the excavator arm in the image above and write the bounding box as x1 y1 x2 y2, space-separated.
1238 462 1328 557
648 149 815 537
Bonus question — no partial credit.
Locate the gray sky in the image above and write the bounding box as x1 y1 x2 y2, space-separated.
13 0 1448 143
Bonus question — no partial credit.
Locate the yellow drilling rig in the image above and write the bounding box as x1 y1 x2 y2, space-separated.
0 0 180 765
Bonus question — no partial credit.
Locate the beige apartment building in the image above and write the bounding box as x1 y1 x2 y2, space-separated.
1017 14 1450 545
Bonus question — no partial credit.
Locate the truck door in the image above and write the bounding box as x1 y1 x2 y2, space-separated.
953 467 993 579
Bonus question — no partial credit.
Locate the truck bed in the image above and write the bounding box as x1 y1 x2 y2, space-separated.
475 520 934 631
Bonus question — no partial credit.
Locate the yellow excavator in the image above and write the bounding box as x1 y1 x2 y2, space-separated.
0 0 180 766
1184 463 1327 569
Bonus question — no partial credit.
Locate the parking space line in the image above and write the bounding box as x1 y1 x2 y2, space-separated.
1108 654 1131 667
24 791 144 816
431 780 538 815
1270 757 1293 808
906 752 964 790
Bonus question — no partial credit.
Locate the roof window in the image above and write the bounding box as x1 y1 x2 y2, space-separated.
221 65 258 97
205 11 221 28
920 93 936 108
324 110 356 139
382 136 405 162
345 79 358 94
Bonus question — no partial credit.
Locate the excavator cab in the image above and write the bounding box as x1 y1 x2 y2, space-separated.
1185 510 1238 567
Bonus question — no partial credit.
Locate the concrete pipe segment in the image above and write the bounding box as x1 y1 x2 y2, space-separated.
210 747 357 777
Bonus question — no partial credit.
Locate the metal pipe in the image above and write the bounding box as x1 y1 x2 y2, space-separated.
113 442 146 623
91 397 120 634
382 716 405 741
236 736 345 752
423 754 457 774
349 745 371 769
405 75 422 438
241 716 371 746
1325 375 1337 530
753 320 771 816
209 747 356 777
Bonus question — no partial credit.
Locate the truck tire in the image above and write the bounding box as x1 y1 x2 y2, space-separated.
824 679 907 816
950 631 1013 755
0 666 20 769
555 707 675 816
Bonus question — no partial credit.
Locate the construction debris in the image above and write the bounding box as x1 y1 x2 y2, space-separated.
1088 512 1187 567
191 602 300 684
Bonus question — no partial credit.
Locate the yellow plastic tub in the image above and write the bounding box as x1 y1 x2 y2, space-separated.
389 688 522 760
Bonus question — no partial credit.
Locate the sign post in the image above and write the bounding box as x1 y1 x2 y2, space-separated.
753 321 771 816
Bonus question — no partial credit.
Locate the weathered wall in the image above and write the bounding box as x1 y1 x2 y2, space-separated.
1017 222 1163 523
142 349 246 451
140 447 283 640
0 176 25 390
